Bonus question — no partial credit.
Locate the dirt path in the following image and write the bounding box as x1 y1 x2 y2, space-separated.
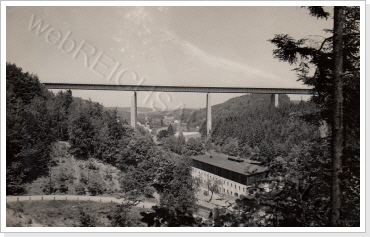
6 195 157 209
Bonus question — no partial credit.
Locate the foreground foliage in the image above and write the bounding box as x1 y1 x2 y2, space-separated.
269 6 359 226
6 200 147 227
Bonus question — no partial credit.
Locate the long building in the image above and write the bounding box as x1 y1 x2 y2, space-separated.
191 153 268 198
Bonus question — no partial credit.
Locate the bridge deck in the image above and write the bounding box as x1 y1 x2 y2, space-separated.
43 83 313 95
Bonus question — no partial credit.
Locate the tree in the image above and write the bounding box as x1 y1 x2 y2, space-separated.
161 132 187 155
108 203 139 227
123 118 128 125
67 99 98 159
178 132 186 146
120 166 155 204
157 129 168 140
212 196 261 227
93 109 126 164
6 63 57 193
269 6 360 226
167 124 174 136
77 206 97 227
51 90 73 141
185 138 205 156
117 133 155 168
87 170 105 196
331 6 345 226
141 156 198 227
221 137 239 156
162 136 186 155
205 138 213 152
206 179 222 202
261 139 331 227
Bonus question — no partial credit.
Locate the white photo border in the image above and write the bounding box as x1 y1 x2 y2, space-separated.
1 0 366 233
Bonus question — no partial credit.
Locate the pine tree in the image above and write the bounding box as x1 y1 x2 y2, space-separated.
167 124 174 136
178 131 186 145
268 6 360 226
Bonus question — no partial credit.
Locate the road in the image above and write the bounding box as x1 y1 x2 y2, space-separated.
6 195 157 209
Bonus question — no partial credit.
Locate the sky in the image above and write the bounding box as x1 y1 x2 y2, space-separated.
6 6 333 110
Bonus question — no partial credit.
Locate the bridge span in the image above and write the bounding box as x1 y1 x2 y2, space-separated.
43 83 312 94
43 83 313 137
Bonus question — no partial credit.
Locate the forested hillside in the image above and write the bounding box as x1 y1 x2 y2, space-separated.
6 62 199 226
6 63 128 194
191 94 320 165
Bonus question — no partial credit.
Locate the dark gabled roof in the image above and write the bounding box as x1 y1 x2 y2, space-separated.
191 152 268 176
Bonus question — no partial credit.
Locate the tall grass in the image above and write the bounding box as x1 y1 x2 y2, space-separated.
6 200 148 227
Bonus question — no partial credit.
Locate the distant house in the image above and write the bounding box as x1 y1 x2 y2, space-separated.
137 122 152 132
163 116 175 125
191 153 268 198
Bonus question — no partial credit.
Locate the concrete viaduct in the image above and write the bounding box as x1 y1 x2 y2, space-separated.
43 83 313 136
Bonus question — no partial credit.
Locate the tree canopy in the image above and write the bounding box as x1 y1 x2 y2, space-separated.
267 6 360 226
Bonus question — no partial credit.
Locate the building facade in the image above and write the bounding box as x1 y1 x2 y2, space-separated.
191 153 268 198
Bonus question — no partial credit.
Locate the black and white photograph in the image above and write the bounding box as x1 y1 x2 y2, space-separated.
1 1 364 232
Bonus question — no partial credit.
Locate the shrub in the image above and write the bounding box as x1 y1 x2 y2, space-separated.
75 184 86 195
77 206 97 227
108 203 135 227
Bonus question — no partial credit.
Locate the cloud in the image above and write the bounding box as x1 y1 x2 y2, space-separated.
112 7 288 86
161 30 283 83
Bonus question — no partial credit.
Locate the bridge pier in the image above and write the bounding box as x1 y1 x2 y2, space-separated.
271 93 279 107
131 91 137 129
206 93 212 137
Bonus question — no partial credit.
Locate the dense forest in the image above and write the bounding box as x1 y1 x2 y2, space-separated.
194 94 320 163
267 6 360 227
6 62 199 226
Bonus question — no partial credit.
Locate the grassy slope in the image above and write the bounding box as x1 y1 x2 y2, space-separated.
6 200 148 227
